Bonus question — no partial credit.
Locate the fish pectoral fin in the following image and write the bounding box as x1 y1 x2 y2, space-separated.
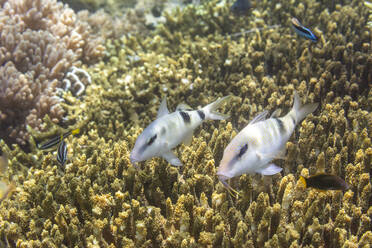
249 110 269 125
183 131 193 146
157 97 170 118
256 163 282 175
162 150 183 166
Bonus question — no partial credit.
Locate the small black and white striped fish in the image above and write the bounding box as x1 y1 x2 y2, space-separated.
57 139 68 166
38 128 80 150
217 91 318 190
130 96 232 166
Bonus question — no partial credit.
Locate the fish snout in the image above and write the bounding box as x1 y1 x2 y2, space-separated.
216 155 236 180
130 152 140 165
217 174 230 183
216 166 233 182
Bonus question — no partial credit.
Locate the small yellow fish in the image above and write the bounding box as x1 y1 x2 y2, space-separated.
299 174 349 191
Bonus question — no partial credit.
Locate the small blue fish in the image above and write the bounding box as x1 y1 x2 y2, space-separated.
231 0 251 16
57 139 68 166
291 17 318 42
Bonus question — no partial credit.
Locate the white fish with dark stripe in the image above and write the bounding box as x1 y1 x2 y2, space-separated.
217 91 318 190
130 96 232 166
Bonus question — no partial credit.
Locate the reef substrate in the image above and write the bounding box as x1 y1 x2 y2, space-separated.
0 0 371 247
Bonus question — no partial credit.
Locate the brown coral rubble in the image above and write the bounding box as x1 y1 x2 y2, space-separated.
0 0 371 247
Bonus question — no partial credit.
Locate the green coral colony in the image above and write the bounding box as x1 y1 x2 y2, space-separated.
0 0 371 247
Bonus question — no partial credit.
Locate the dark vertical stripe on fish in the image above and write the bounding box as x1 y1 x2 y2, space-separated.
197 110 205 120
179 111 191 124
160 127 166 135
274 118 286 134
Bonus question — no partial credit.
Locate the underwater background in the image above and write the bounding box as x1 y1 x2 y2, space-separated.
0 0 371 247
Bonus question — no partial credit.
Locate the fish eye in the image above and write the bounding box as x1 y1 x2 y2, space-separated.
147 134 157 146
237 144 248 158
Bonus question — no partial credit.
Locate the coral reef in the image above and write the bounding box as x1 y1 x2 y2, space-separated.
365 1 372 27
71 0 207 41
0 0 371 247
0 0 104 147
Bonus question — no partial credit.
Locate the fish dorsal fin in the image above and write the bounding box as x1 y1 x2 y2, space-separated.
157 97 169 118
270 109 281 118
183 131 193 146
249 110 269 125
176 103 192 112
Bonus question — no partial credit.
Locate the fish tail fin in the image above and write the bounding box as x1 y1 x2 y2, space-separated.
202 95 232 120
292 91 318 123
299 176 307 188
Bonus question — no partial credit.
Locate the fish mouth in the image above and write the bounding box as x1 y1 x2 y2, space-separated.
216 161 234 181
129 153 139 164
217 174 231 182
216 166 232 181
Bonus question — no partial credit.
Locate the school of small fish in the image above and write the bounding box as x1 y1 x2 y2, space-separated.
2 0 348 206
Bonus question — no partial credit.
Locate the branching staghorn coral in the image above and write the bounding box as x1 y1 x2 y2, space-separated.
0 0 371 247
